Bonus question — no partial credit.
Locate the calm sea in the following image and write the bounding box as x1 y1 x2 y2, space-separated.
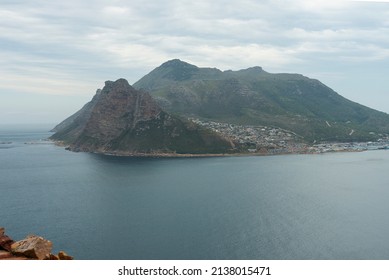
1 125 389 260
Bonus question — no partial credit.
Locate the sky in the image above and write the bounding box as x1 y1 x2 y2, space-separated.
1 0 389 125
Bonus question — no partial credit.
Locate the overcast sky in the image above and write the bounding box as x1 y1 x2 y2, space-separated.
1 0 389 125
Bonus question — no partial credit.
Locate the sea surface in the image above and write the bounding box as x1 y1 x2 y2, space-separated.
1 125 389 260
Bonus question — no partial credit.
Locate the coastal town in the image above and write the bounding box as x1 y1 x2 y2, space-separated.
2 119 388 157
191 118 389 155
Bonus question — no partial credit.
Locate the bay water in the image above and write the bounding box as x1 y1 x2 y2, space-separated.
1 125 389 259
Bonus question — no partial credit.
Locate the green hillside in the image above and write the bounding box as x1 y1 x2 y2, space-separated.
134 59 389 142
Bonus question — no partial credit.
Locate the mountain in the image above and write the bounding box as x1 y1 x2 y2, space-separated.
50 79 234 155
134 59 389 142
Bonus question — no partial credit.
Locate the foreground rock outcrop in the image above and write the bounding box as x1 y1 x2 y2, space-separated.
0 227 73 260
0 228 13 252
11 235 53 260
51 78 234 156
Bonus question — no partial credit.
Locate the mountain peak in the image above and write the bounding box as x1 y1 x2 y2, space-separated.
104 78 132 89
245 66 264 72
152 59 200 81
160 59 198 69
101 78 140 97
105 78 129 85
51 78 233 155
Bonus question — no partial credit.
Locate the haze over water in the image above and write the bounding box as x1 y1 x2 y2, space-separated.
1 126 389 259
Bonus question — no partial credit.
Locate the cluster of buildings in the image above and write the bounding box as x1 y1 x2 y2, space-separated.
191 119 309 154
191 118 389 155
311 140 389 154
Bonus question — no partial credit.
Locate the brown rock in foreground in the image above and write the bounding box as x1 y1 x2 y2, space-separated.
0 228 14 252
11 235 53 260
58 251 73 260
0 250 13 259
0 250 28 260
46 253 59 260
1 228 73 260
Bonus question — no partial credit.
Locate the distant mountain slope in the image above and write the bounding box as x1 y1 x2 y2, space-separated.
50 89 101 137
134 59 389 141
50 79 233 155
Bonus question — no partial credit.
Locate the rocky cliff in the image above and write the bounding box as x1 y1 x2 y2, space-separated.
51 79 234 155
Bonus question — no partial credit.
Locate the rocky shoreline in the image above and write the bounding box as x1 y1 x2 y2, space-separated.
0 227 73 260
51 138 389 158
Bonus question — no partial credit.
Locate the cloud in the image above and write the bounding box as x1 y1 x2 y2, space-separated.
352 0 389 2
1 0 389 96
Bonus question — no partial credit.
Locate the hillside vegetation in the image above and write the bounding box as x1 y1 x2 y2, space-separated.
134 59 389 142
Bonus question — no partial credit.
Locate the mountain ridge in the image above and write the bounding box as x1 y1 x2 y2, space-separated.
133 59 389 142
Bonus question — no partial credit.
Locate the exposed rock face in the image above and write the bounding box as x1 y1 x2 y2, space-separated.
58 251 73 260
0 228 73 260
11 235 53 260
0 250 14 259
75 79 162 148
0 228 13 252
51 78 233 155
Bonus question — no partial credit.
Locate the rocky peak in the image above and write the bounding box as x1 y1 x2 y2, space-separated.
102 78 138 94
80 79 162 143
51 78 234 155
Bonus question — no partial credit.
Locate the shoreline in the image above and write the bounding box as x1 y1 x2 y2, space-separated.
50 139 379 159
